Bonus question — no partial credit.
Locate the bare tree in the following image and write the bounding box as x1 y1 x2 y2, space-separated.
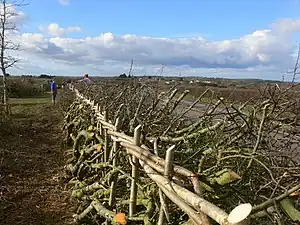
287 43 300 84
0 0 27 115
128 59 134 77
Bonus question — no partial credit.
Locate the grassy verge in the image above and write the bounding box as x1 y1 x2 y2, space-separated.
0 96 74 225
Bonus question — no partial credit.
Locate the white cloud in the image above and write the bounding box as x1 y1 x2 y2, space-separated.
38 23 81 37
271 18 300 34
4 7 300 79
58 0 70 6
17 24 295 70
0 3 27 25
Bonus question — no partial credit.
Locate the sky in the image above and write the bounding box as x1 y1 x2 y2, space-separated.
5 0 300 79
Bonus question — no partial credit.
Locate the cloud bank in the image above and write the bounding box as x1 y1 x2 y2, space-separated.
38 23 81 37
6 6 300 79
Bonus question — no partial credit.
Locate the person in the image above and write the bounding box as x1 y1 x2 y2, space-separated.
50 79 57 104
78 74 93 85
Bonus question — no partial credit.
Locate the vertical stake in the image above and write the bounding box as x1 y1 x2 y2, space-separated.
104 110 109 162
158 145 175 225
106 118 120 225
129 125 141 217
108 118 120 207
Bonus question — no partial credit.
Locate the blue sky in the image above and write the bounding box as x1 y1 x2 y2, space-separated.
8 0 300 79
23 0 299 38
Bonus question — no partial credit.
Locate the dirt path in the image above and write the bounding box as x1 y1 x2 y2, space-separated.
0 98 75 225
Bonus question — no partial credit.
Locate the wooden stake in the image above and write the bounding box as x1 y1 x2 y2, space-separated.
109 118 120 207
104 110 109 162
129 125 141 217
106 118 120 225
154 139 158 156
158 145 175 225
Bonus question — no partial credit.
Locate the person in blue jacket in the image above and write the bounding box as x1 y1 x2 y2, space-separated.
50 79 57 104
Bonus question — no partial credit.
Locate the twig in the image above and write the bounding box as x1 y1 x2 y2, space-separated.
251 183 300 213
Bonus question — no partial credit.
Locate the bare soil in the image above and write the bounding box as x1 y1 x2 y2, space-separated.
0 99 75 225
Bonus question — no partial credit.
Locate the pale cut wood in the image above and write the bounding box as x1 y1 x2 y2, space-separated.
107 130 134 143
129 125 141 217
104 110 109 162
121 142 201 195
108 118 120 208
158 145 175 225
106 118 121 225
110 135 133 145
92 199 117 224
139 159 230 225
153 139 158 156
141 161 209 225
227 203 252 225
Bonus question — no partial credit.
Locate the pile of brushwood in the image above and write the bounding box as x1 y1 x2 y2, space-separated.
62 80 300 225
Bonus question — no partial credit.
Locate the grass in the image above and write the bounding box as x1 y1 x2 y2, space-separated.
8 97 53 117
0 96 75 225
9 96 51 105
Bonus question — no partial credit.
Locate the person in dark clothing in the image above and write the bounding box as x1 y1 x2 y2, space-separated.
50 79 57 104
